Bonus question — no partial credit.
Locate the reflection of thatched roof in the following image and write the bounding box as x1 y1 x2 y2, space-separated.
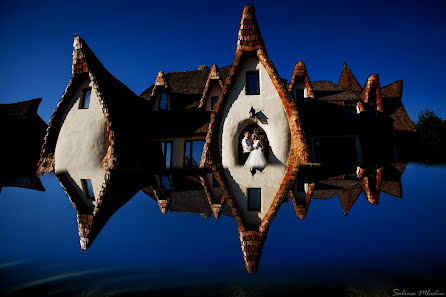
142 174 233 217
339 186 362 215
0 98 47 191
56 170 142 250
307 163 407 215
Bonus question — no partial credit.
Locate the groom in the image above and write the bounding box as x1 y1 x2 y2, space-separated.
241 131 253 163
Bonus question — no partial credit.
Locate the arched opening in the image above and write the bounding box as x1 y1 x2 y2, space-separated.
238 123 269 165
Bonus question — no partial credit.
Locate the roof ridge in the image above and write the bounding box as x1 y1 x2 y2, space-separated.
338 63 362 92
165 65 232 75
360 74 383 112
199 64 225 109
236 4 265 52
381 80 403 99
288 61 315 98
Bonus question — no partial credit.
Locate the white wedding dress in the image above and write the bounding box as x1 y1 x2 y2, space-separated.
244 140 268 170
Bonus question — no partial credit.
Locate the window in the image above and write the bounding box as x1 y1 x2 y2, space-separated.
295 88 304 104
346 106 356 117
161 176 170 190
246 71 260 95
212 174 220 187
159 92 168 110
160 141 172 169
295 177 305 192
81 179 94 201
367 100 378 117
247 188 261 211
367 88 378 116
79 88 91 109
211 96 219 109
184 140 205 168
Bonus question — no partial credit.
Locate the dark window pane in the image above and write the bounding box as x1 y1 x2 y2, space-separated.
295 177 305 192
248 188 261 211
347 107 356 117
212 174 220 187
159 93 168 110
165 142 172 169
296 89 304 104
161 142 165 155
80 88 91 109
211 96 219 109
246 71 260 95
161 176 170 190
81 179 94 200
191 140 205 167
160 141 172 169
184 141 192 167
184 140 204 168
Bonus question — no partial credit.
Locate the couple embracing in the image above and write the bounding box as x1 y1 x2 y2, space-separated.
241 131 268 170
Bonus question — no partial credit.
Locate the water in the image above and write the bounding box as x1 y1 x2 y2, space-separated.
1 163 446 296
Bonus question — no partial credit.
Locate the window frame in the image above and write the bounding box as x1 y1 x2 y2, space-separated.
79 87 92 109
247 188 261 211
294 88 305 104
212 174 220 187
211 96 219 109
160 141 172 169
161 175 170 190
81 179 95 201
159 92 169 110
183 139 205 168
245 71 260 95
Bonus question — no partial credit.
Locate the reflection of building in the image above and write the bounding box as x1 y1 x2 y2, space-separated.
37 4 415 274
0 99 47 193
290 163 407 219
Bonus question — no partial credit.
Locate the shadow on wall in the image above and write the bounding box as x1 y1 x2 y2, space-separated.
255 111 268 124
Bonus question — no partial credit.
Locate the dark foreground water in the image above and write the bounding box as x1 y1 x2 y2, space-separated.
1 163 446 296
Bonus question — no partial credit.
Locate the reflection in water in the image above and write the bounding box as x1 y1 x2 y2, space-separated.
0 99 47 193
46 160 408 275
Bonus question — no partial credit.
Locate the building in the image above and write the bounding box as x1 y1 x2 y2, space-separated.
37 4 415 273
0 98 47 193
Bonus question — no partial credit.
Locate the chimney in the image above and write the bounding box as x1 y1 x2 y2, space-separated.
197 65 209 70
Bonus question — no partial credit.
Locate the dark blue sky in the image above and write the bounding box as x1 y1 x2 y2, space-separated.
1 0 445 122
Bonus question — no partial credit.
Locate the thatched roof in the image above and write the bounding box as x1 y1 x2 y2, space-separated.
381 80 416 132
37 36 146 174
338 63 362 92
0 98 47 191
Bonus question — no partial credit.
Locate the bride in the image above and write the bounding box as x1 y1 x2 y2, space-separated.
244 133 268 170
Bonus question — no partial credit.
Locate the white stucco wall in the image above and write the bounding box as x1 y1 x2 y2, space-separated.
220 57 290 224
54 79 108 208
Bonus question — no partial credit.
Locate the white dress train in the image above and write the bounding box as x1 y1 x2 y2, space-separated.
244 140 268 170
